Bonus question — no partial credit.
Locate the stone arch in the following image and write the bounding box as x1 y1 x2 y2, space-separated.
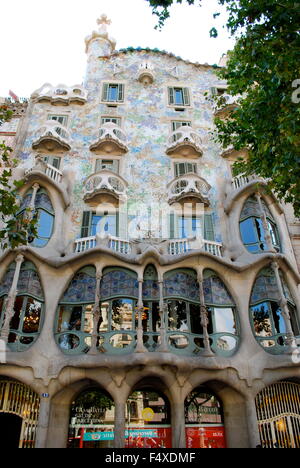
47 377 116 449
0 376 40 448
255 380 300 448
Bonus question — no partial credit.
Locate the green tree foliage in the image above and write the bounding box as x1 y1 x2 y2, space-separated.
146 0 300 215
0 104 37 249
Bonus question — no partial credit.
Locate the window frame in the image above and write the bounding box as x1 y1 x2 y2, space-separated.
168 86 191 108
101 82 125 104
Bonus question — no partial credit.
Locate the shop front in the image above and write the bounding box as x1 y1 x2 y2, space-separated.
185 387 226 449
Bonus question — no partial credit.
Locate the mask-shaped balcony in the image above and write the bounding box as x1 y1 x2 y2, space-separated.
24 156 70 207
166 126 203 158
32 120 71 152
89 122 128 155
138 62 155 85
213 94 240 118
83 170 128 206
32 83 88 106
167 174 211 206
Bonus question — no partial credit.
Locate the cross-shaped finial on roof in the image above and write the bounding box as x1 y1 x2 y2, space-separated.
97 14 111 27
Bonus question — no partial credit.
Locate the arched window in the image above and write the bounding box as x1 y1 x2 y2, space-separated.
55 266 139 355
203 270 239 355
239 196 280 253
100 267 139 353
68 387 115 449
0 261 44 351
19 188 55 248
55 266 96 354
185 387 226 448
250 268 300 354
163 269 239 356
125 388 172 448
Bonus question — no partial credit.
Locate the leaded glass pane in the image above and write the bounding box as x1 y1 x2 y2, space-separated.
251 271 280 304
0 269 15 296
164 271 199 302
35 192 54 214
17 267 44 300
203 275 234 306
61 269 96 304
101 269 139 299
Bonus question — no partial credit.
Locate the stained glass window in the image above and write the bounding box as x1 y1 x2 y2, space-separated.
101 268 139 300
60 267 96 304
164 269 199 302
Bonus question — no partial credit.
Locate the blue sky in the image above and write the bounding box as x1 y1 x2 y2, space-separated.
0 0 234 98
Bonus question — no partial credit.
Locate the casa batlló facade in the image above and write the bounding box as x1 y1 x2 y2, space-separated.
0 15 300 449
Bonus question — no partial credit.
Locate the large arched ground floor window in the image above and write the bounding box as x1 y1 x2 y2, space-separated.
125 389 172 449
256 381 300 448
67 388 116 449
185 387 226 448
0 378 40 448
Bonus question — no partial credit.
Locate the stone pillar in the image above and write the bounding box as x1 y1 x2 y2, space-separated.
255 193 276 252
35 396 51 449
197 269 214 357
172 400 186 448
135 279 147 353
0 253 24 342
114 399 126 448
271 261 296 352
89 269 102 355
29 183 40 210
245 395 261 448
157 280 169 352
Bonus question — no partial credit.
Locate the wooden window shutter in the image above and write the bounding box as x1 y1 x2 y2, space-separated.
169 213 176 239
81 211 92 238
204 214 215 241
102 83 109 101
168 87 175 105
118 84 124 102
183 88 190 106
210 87 217 97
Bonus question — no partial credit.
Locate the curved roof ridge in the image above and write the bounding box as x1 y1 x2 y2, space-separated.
111 46 219 69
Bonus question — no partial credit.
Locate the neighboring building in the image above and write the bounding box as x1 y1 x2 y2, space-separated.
0 15 299 449
0 97 28 151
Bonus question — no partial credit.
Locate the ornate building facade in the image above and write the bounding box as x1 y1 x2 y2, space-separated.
0 15 299 449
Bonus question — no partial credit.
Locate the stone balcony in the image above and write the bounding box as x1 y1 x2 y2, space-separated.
74 234 223 259
83 170 128 205
213 94 240 118
32 83 88 106
166 126 203 158
89 122 128 155
224 174 268 214
24 157 70 207
137 62 155 85
32 120 71 152
167 174 211 206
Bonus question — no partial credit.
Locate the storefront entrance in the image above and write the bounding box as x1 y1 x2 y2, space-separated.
185 387 226 448
125 389 172 448
256 381 300 448
67 388 115 448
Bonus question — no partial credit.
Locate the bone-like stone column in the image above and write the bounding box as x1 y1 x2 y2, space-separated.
135 279 147 353
114 398 126 448
245 395 261 448
29 183 40 210
0 253 24 342
271 261 296 353
89 268 102 355
197 269 214 357
255 193 276 253
157 279 169 352
35 396 51 448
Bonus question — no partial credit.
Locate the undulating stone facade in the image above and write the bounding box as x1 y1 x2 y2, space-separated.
0 15 299 449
